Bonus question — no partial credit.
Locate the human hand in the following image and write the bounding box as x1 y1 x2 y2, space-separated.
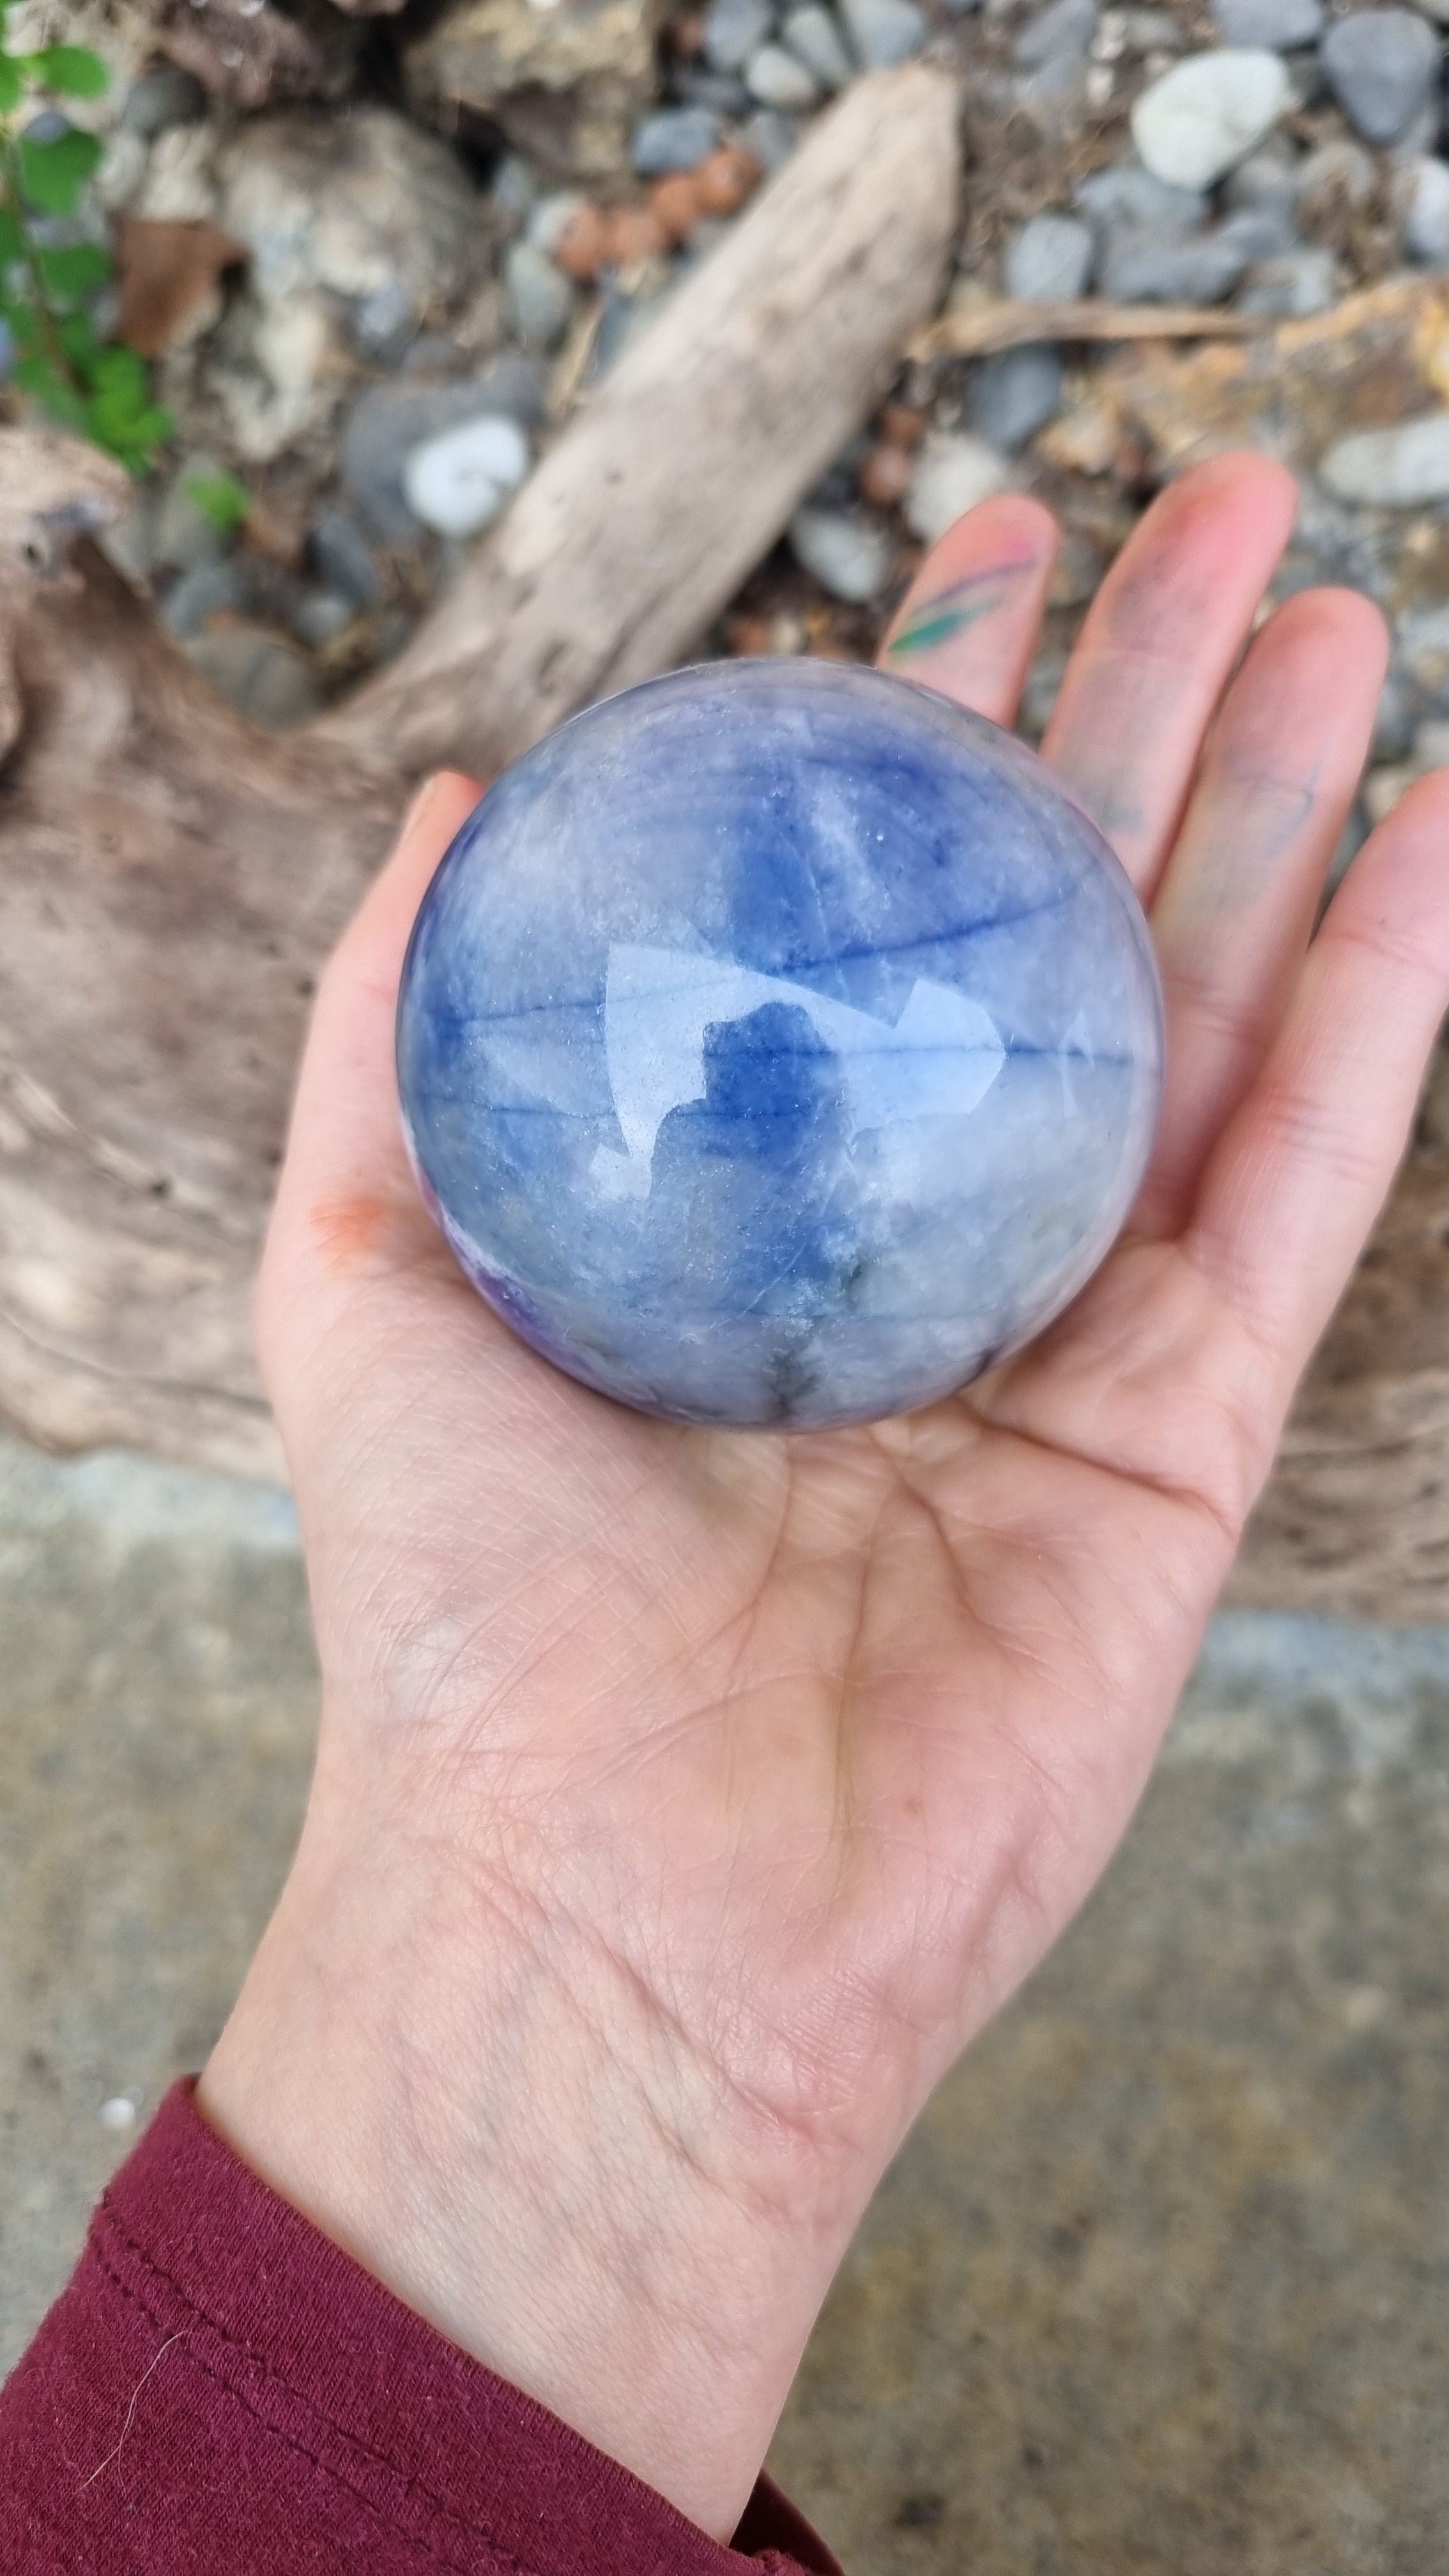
201 454 1449 2543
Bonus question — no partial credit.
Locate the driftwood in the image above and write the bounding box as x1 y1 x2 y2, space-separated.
0 65 959 1482
908 298 1269 364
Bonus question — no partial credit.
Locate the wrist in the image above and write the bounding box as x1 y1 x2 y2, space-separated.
199 1735 834 2543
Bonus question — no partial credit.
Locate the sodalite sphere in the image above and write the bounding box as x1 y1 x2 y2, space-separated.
396 659 1163 1430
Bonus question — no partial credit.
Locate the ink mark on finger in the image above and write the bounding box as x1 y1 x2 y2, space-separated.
885 555 1039 661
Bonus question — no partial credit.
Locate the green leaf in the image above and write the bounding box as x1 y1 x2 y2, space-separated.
36 238 110 300
17 126 102 215
185 471 250 535
88 391 171 469
0 206 27 266
13 347 86 427
87 339 146 399
1 294 45 354
22 46 110 100
58 303 98 365
0 55 24 112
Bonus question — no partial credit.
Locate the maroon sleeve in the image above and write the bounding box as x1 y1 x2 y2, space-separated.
0 2082 841 2576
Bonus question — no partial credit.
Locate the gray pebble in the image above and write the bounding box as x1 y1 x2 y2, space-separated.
183 624 322 729
590 277 678 378
631 107 722 173
1375 669 1418 761
782 3 854 86
1019 649 1068 739
1119 8 1184 48
838 0 929 65
1234 243 1338 312
505 240 575 351
703 0 775 72
491 155 537 224
349 279 417 365
1397 605 1449 704
788 505 893 602
671 67 753 109
155 458 231 574
1321 9 1441 145
1004 210 1095 300
746 41 820 104
1014 0 1098 68
528 191 588 256
161 561 245 640
121 65 206 138
309 510 378 611
1076 160 1208 231
1211 0 1321 46
739 107 800 169
1321 411 1449 505
342 361 549 542
1098 218 1258 300
969 342 1064 448
289 591 356 650
1403 154 1449 262
1220 134 1301 209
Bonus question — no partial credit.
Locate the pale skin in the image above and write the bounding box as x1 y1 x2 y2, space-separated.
203 452 1449 2545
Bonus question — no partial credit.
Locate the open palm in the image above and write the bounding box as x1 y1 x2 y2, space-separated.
204 454 1449 2544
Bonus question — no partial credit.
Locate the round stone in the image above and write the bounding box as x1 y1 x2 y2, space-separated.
1131 49 1291 191
396 661 1163 1430
401 414 531 538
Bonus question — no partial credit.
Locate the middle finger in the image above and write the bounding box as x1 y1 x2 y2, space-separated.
1043 451 1300 901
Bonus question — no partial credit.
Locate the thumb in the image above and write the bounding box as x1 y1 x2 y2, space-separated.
256 770 486 1388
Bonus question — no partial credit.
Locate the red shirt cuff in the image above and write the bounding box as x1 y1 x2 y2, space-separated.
1 2080 841 2575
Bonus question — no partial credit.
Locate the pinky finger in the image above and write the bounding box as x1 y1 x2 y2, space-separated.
1184 771 1449 1380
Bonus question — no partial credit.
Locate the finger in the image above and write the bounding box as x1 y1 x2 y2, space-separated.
879 494 1057 726
1043 451 1300 901
1138 586 1388 1239
261 771 484 1319
1185 768 1449 1383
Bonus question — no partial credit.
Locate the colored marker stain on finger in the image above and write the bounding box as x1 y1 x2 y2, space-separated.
885 557 1039 661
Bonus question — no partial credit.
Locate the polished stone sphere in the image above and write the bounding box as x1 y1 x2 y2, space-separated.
396 659 1163 1430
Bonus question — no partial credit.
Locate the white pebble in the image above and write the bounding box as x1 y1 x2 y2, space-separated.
1131 48 1290 191
788 505 893 602
905 431 1012 544
403 415 531 538
1004 211 1095 301
746 41 820 107
100 2096 138 2132
1319 413 1449 509
781 4 854 86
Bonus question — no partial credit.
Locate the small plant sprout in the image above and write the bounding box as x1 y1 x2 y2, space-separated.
0 21 172 470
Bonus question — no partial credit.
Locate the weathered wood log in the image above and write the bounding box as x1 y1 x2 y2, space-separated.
1225 1157 1449 1625
908 297 1269 364
0 65 960 1483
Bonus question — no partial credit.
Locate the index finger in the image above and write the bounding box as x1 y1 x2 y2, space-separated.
879 494 1057 724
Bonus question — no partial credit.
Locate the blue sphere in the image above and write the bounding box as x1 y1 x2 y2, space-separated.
396 659 1163 1429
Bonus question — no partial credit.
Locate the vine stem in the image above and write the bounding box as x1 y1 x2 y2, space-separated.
1 124 80 397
